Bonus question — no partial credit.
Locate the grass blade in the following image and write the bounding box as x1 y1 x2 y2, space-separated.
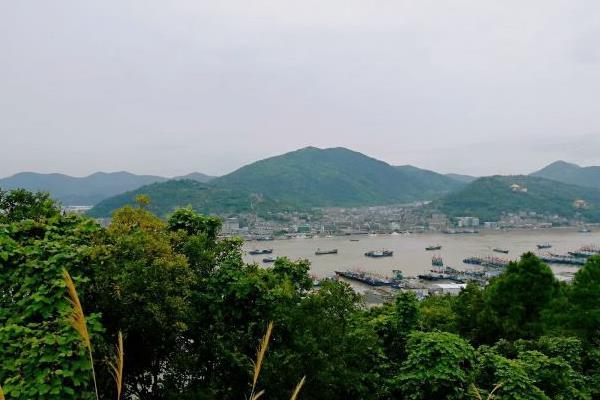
290 376 306 400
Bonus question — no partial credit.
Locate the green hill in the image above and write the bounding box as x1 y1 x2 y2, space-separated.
531 160 600 189
0 171 169 205
0 171 216 206
437 175 600 222
88 147 465 217
87 179 288 218
445 173 478 183
212 147 463 208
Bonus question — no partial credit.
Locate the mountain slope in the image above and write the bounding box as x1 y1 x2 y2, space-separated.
212 147 463 208
531 161 600 189
87 147 467 217
445 173 478 183
173 172 215 183
0 171 168 205
437 175 600 222
395 165 465 194
87 179 285 218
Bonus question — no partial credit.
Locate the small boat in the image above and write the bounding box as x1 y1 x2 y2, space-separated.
426 245 442 251
248 249 273 255
315 248 338 255
365 250 393 258
349 239 360 242
493 248 509 254
262 257 276 263
578 227 592 233
537 243 552 249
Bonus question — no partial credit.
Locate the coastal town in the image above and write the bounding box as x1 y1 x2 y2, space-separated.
217 202 592 240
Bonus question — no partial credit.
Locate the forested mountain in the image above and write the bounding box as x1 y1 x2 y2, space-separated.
212 147 464 206
174 172 215 183
89 147 466 216
0 171 168 205
0 171 215 206
445 173 478 183
531 160 600 189
87 179 287 218
438 175 600 221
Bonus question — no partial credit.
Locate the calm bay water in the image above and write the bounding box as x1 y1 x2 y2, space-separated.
243 228 600 279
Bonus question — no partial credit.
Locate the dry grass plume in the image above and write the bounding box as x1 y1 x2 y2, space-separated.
63 269 99 400
289 376 306 400
249 321 274 400
108 331 124 399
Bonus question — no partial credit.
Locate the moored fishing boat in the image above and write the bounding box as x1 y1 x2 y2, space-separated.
493 248 509 254
315 248 338 255
364 249 393 258
426 245 442 251
248 249 273 255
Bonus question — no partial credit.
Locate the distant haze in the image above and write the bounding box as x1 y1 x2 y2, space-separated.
1 1 600 177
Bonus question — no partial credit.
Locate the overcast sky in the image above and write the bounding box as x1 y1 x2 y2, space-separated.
1 1 599 178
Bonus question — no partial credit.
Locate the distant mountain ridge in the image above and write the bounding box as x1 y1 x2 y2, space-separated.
0 171 215 205
437 175 600 222
445 173 478 183
89 147 466 217
530 161 600 189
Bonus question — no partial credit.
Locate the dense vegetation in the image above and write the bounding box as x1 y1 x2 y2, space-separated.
532 161 600 190
2 189 600 399
89 147 464 217
438 175 600 222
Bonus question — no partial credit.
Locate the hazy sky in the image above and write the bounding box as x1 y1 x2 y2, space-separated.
2 1 600 178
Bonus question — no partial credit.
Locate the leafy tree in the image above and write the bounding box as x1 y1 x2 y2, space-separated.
419 293 458 333
517 350 590 399
370 291 419 364
479 253 560 342
564 256 600 342
0 195 101 399
453 282 485 343
87 205 196 399
474 347 548 400
391 331 475 399
0 189 59 223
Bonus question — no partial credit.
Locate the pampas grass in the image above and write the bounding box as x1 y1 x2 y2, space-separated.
108 331 124 399
249 321 273 400
289 376 306 400
469 383 503 399
247 322 306 400
62 269 99 400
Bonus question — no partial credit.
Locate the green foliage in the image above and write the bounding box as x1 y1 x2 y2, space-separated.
392 331 475 399
453 282 485 343
478 253 560 342
3 189 600 400
438 175 600 222
0 196 102 399
0 189 59 223
419 293 458 333
475 347 549 400
564 256 600 341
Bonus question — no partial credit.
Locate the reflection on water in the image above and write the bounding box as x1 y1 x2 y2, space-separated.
243 228 600 278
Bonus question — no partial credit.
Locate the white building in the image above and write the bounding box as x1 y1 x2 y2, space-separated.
429 283 467 296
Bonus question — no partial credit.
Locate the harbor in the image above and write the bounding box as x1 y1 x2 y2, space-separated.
243 228 600 284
